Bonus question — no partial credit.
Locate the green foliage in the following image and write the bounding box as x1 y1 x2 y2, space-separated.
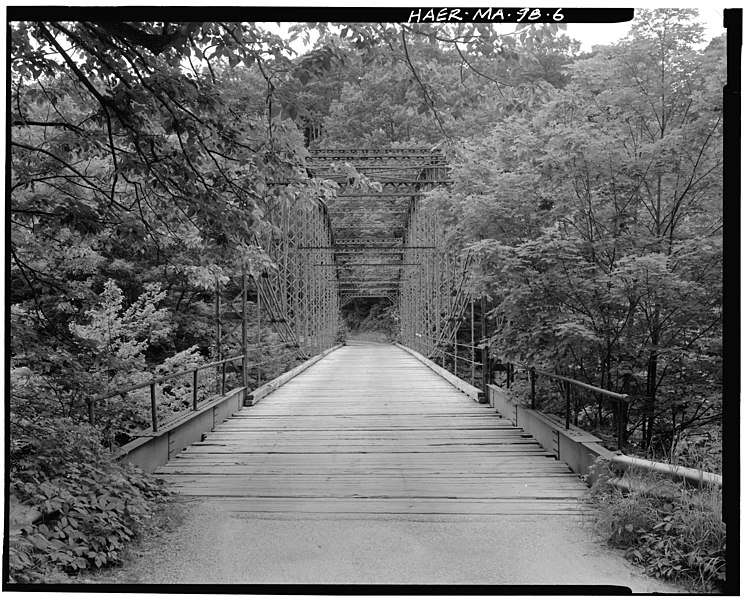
9 23 330 584
668 429 722 473
586 460 725 592
314 25 574 147
7 14 724 582
441 10 723 454
359 302 399 337
72 279 171 370
10 20 321 422
342 299 398 341
8 417 169 583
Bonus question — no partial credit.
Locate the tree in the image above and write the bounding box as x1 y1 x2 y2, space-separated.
285 21 572 146
441 10 723 453
9 21 324 433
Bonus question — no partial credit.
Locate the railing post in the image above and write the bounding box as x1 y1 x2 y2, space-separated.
150 382 158 432
506 361 511 389
192 370 198 411
257 274 262 387
617 395 627 451
530 368 536 410
565 382 571 430
242 269 248 388
221 361 226 396
453 340 458 379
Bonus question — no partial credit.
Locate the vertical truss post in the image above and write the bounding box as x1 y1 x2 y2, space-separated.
310 206 316 356
443 252 450 369
453 315 458 379
426 207 431 356
214 277 222 394
282 202 289 320
241 269 248 388
304 205 311 354
418 203 425 355
256 274 262 387
432 216 438 357
300 205 307 355
424 209 431 356
481 295 490 396
291 207 301 354
470 299 476 386
313 207 318 354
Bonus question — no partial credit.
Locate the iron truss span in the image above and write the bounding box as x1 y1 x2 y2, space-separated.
306 148 472 362
235 148 472 366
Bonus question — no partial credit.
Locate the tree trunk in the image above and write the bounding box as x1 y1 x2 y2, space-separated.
645 322 660 450
620 372 631 447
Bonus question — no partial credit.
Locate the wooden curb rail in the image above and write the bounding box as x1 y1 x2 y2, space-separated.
395 342 486 403
115 344 343 473
247 343 343 406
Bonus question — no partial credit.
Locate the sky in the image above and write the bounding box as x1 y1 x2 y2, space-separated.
2 3 733 52
261 5 731 54
566 6 728 51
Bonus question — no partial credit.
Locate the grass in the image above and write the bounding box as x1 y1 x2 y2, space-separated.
584 459 726 593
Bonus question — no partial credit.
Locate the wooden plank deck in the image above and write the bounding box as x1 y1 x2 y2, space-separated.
156 342 589 515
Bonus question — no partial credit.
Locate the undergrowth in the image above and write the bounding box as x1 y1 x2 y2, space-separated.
585 459 726 592
7 416 171 584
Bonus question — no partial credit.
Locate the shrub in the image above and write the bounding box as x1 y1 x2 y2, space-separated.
8 417 170 584
585 459 725 592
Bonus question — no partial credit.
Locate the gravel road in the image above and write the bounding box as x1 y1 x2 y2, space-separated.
103 497 687 592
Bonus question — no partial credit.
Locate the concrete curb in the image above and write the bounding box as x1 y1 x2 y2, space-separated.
488 383 722 488
488 383 613 485
116 386 246 473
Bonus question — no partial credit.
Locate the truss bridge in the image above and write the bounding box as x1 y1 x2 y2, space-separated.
216 148 474 368
99 146 676 588
131 145 592 519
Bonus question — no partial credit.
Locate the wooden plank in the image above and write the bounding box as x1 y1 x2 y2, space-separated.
395 342 484 401
193 497 592 516
247 344 343 405
155 344 589 517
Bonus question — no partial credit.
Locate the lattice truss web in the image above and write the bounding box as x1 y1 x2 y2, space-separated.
260 197 338 359
215 148 473 367
309 148 472 361
214 197 337 370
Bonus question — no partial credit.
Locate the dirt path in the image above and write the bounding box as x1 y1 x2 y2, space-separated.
100 497 686 591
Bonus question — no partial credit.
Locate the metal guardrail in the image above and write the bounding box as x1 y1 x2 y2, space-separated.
86 345 297 433
610 454 722 489
501 361 629 451
421 335 630 451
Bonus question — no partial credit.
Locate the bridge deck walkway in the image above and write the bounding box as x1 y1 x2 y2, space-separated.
156 342 589 516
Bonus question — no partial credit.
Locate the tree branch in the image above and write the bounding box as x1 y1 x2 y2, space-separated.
399 28 452 143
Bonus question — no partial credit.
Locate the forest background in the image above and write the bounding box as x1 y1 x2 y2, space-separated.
7 9 729 583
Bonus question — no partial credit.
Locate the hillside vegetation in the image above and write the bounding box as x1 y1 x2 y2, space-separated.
9 12 725 585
